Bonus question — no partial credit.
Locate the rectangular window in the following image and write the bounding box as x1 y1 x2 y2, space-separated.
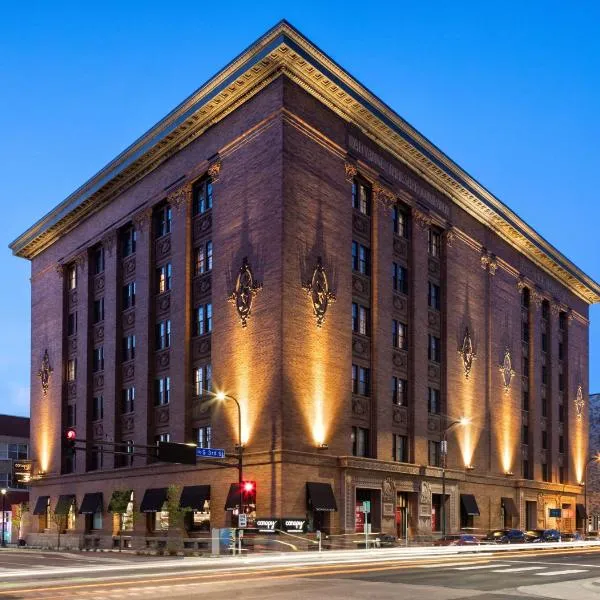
155 433 171 444
541 430 548 450
428 229 441 257
522 288 530 309
428 440 441 467
121 387 135 414
351 241 370 275
351 180 371 215
392 320 408 350
194 364 212 397
154 376 171 406
156 263 172 294
541 365 548 385
352 427 369 457
559 435 565 453
558 342 564 360
93 246 105 275
66 404 76 427
194 303 213 336
121 226 137 257
541 396 548 418
392 377 408 406
541 462 549 482
92 346 104 372
522 388 530 411
122 282 136 309
67 312 77 336
122 335 136 362
522 321 530 343
92 396 104 421
522 424 529 444
154 204 172 238
351 303 370 336
522 459 530 479
428 282 440 310
559 311 567 331
155 319 171 350
352 364 370 396
194 241 213 275
428 335 441 363
428 387 441 414
542 301 550 320
196 426 212 449
558 466 565 484
392 263 408 294
67 359 77 381
541 333 548 353
393 434 409 462
393 205 408 238
558 373 564 392
67 264 77 290
558 403 565 423
90 446 103 471
93 298 105 324
193 178 213 215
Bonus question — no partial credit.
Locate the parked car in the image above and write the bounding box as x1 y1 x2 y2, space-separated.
483 529 526 544
561 532 584 542
434 534 480 546
525 529 561 543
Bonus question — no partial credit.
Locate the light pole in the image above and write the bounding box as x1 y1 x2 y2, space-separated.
583 453 600 533
1 488 6 548
440 417 470 538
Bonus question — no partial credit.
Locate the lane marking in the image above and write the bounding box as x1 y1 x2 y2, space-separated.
419 561 480 568
536 569 588 576
492 566 546 572
455 564 510 570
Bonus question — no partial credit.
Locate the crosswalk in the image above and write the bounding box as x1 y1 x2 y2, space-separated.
425 560 591 578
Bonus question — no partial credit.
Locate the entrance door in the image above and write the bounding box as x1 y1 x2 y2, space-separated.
396 492 408 540
526 501 537 530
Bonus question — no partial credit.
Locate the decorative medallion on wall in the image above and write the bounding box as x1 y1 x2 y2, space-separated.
228 257 262 328
37 349 53 395
499 348 516 393
303 257 336 327
575 384 585 420
458 328 476 379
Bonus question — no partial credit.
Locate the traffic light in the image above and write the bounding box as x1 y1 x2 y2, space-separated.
63 428 77 458
241 480 256 506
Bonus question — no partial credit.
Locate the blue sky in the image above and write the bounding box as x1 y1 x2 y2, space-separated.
1 1 599 417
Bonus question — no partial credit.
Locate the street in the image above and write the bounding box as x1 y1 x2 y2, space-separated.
3 546 600 599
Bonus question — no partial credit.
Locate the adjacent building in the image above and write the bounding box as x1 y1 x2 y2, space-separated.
10 21 600 548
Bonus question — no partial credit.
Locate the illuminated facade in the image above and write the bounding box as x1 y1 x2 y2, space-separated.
10 22 599 546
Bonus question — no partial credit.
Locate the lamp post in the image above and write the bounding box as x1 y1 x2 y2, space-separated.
1 488 6 548
440 417 470 538
583 453 600 533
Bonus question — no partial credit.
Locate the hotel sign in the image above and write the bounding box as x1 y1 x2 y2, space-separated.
12 460 32 484
255 518 307 534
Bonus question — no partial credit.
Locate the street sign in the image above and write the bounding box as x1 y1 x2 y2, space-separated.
196 447 226 459
238 514 248 528
362 501 371 513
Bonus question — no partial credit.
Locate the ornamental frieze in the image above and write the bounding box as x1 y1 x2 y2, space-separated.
480 250 498 275
167 183 192 212
37 349 53 395
458 327 476 379
372 182 396 212
575 385 585 420
499 348 516 392
344 161 358 182
303 257 336 327
228 257 262 328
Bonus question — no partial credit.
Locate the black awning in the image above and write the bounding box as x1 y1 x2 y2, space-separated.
460 494 480 516
107 490 133 513
180 485 210 510
54 494 76 515
79 492 103 515
140 488 168 513
306 482 337 512
577 503 587 519
224 483 241 510
501 497 519 518
32 496 49 515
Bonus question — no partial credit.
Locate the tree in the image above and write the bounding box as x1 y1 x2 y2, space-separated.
109 490 135 552
166 485 190 554
11 502 28 543
51 511 68 550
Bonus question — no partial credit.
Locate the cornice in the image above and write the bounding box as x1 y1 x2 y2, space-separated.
9 21 599 304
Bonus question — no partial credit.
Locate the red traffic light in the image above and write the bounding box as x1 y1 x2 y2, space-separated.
242 481 255 493
65 429 76 440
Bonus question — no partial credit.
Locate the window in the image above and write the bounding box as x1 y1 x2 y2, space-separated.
522 288 530 309
542 300 550 320
393 205 408 238
541 333 548 353
522 459 531 479
122 282 136 309
351 241 370 275
93 246 105 275
392 320 408 350
154 204 172 238
154 376 171 406
558 466 565 484
7 443 28 460
123 440 135 467
558 404 565 423
541 430 548 450
121 387 135 414
156 263 172 294
428 440 441 467
66 404 76 427
428 282 440 310
522 321 530 343
196 426 212 449
522 424 529 444
93 298 105 323
92 346 104 372
428 229 441 257
194 241 213 275
541 397 548 418
90 446 103 471
121 226 137 257
392 377 408 406
558 373 565 392
428 387 441 414
352 427 369 457
122 335 136 361
194 303 213 336
194 364 212 397
393 435 409 462
428 335 441 363
155 319 171 350
558 342 564 360
193 178 213 215
352 180 371 215
351 303 370 336
67 312 77 336
522 388 529 411
541 365 548 385
541 462 549 482
522 355 529 375
155 433 171 444
559 311 567 331
352 364 370 396
0 473 9 488
392 263 408 294
67 264 77 290
92 396 104 421
67 359 77 381
559 435 565 453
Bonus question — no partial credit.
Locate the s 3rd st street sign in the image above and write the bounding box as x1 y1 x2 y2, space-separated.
196 448 226 459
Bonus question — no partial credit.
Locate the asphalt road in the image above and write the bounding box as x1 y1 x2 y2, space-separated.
3 546 600 599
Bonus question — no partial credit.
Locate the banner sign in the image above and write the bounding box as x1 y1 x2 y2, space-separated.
12 460 32 484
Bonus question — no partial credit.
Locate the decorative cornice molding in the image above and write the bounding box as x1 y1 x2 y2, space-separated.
102 230 117 256
167 183 192 213
412 208 431 230
372 182 396 212
133 207 153 236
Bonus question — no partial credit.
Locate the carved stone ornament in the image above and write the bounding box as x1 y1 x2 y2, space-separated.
37 349 53 395
575 384 585 420
499 348 516 393
167 183 192 212
344 161 358 182
458 327 476 379
303 257 336 327
481 250 497 275
382 477 395 502
373 182 396 212
208 159 222 183
228 257 262 328
412 208 431 230
444 227 456 248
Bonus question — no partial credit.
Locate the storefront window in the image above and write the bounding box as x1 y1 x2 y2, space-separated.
154 507 169 531
92 512 102 530
67 504 76 530
191 500 210 531
121 493 134 531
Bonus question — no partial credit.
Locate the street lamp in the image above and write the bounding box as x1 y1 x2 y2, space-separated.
1 488 6 548
440 417 470 538
583 453 600 533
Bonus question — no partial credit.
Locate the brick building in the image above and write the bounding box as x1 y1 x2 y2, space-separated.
10 21 600 548
587 393 600 530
